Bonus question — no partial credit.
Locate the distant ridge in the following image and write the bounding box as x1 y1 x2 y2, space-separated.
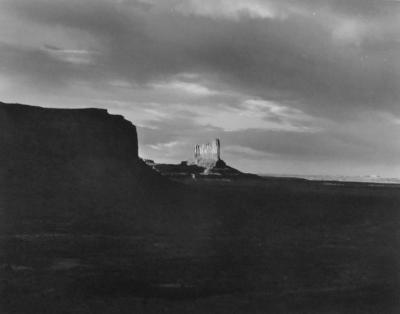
261 173 400 185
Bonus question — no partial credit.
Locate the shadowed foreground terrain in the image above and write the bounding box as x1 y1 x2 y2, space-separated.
1 103 399 313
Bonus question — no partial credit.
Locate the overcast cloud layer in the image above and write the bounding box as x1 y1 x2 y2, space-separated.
1 0 399 177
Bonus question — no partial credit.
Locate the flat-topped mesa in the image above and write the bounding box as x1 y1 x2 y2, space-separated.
0 102 139 162
193 139 225 168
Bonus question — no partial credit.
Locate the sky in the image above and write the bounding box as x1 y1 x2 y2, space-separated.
0 0 399 177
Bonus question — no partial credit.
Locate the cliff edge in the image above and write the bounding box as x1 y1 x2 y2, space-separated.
0 102 139 163
0 102 167 234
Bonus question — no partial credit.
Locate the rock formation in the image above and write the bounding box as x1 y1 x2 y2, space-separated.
0 102 139 163
193 139 225 168
149 138 260 180
0 101 168 234
194 139 220 163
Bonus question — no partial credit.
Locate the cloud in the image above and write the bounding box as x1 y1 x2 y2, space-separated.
114 96 317 133
194 99 317 132
224 145 275 159
148 140 184 151
174 0 282 20
151 81 218 96
43 45 96 64
2 0 398 117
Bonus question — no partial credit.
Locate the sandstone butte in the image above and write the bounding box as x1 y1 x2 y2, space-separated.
193 139 226 169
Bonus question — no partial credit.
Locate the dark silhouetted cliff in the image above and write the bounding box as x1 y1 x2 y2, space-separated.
0 102 181 234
